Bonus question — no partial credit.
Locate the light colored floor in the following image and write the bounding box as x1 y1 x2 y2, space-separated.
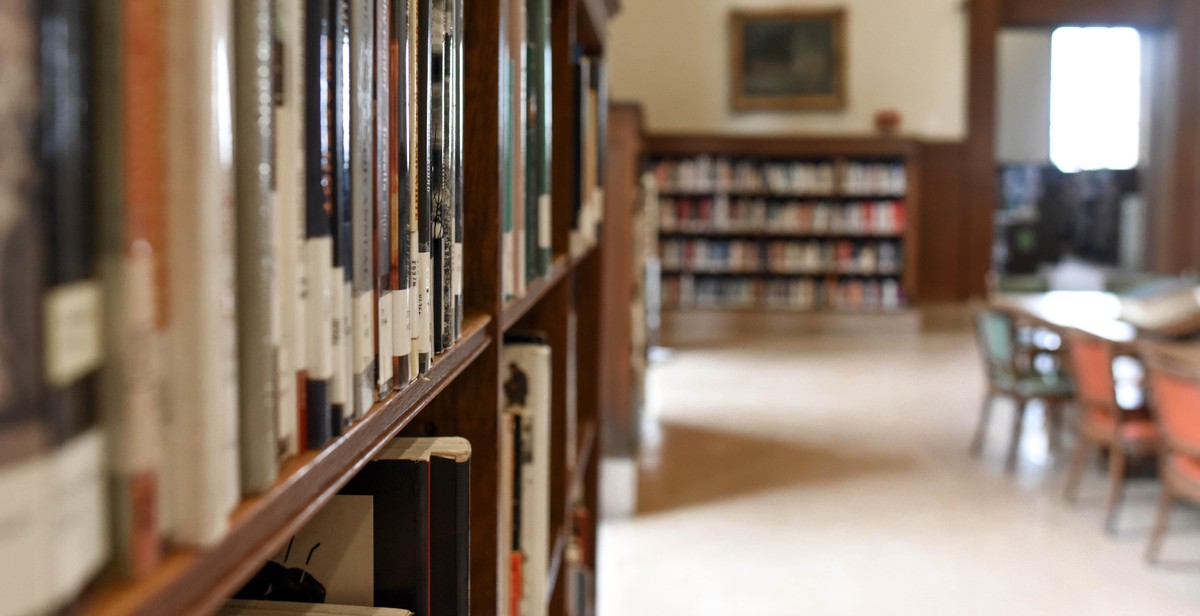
598 329 1200 615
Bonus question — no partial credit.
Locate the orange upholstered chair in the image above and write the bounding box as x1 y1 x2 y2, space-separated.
1062 331 1158 533
1142 347 1200 563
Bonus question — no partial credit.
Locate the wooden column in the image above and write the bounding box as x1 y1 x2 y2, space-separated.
965 0 1001 298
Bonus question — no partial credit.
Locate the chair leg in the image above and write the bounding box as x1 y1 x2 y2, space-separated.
970 394 994 457
1104 446 1128 534
1005 397 1027 474
1063 439 1090 502
1045 401 1063 457
1145 488 1174 564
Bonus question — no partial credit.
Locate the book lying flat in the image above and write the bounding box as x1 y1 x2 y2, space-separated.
220 599 412 616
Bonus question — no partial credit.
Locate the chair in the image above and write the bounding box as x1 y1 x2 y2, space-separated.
971 309 1074 473
1142 346 1200 563
1062 331 1157 533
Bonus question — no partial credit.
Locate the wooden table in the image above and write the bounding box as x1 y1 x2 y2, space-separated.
990 291 1137 346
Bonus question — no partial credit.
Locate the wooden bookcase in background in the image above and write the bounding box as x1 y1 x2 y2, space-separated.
648 134 922 316
83 0 619 614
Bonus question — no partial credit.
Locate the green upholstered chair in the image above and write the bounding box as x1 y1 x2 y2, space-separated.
971 309 1075 473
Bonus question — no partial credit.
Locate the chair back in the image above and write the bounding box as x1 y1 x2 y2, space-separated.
1067 332 1119 421
975 309 1015 379
1144 348 1200 457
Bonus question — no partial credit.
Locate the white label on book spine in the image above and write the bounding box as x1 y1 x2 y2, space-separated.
453 243 463 296
306 238 334 380
48 430 109 603
538 193 551 250
378 292 394 389
0 454 52 616
354 292 374 375
122 253 164 472
419 253 433 356
330 268 346 406
43 280 104 388
393 287 410 357
502 230 514 300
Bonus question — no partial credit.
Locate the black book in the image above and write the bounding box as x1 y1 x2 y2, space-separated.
391 0 412 384
451 0 463 342
430 0 448 355
572 51 589 254
305 0 336 448
332 0 354 435
415 0 433 373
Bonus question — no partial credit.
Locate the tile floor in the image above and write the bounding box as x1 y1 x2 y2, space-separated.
597 329 1200 615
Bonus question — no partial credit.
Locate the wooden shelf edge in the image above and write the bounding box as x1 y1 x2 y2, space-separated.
646 133 918 157
86 314 493 616
543 421 597 607
663 307 914 316
501 255 572 331
570 242 598 268
660 230 906 240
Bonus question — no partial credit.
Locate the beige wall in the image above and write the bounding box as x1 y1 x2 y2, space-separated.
606 0 968 138
995 30 1052 163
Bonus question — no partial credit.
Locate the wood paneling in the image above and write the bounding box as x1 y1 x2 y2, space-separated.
1002 0 1174 28
647 133 917 158
965 0 1001 299
1168 0 1200 272
916 142 969 302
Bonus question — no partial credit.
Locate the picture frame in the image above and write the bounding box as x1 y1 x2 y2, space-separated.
730 8 847 111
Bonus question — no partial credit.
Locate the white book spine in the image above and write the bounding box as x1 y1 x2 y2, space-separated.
273 0 301 459
331 266 348 416
289 0 309 431
507 344 551 616
378 291 394 392
0 455 53 616
393 286 411 362
307 237 336 387
47 430 109 604
408 231 420 380
164 0 241 546
354 292 375 414
418 252 434 361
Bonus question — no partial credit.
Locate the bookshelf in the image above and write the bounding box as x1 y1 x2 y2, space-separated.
48 0 620 614
648 134 921 314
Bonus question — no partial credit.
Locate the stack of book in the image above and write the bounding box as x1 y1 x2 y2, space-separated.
659 197 905 236
841 161 907 196
665 275 905 312
0 0 466 611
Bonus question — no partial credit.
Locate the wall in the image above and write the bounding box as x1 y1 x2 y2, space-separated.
606 0 968 138
995 29 1052 162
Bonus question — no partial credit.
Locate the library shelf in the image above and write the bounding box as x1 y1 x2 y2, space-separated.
502 254 573 331
662 268 904 277
656 190 907 201
660 229 905 239
84 314 492 616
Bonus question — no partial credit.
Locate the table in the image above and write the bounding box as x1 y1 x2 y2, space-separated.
990 291 1137 346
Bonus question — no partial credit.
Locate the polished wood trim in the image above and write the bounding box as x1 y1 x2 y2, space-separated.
964 0 1000 299
916 141 968 301
1001 0 1174 28
85 316 493 616
1169 0 1200 272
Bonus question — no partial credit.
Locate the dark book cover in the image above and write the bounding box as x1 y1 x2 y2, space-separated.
451 0 463 342
572 52 590 247
304 0 336 448
332 0 353 435
415 0 433 373
430 0 447 356
429 454 469 616
390 0 412 384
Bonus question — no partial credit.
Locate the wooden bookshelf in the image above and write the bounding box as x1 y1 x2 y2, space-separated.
648 133 922 315
74 0 619 614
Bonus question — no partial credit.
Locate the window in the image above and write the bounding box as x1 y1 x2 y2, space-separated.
1049 27 1141 173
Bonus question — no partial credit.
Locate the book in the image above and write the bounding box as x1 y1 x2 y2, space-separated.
0 2 53 611
94 0 166 579
390 0 413 387
350 0 377 417
430 0 447 355
406 0 421 381
234 0 282 495
525 0 550 282
276 0 309 461
304 0 336 448
163 0 241 545
375 0 396 399
332 0 354 434
502 336 551 616
242 437 470 612
414 0 433 373
451 0 464 342
221 600 414 616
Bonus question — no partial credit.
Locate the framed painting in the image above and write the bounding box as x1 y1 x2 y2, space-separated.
730 8 847 111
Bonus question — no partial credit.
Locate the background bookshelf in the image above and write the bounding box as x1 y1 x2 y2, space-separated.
43 0 622 614
647 135 921 315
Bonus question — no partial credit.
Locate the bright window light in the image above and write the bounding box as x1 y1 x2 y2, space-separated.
1049 27 1141 172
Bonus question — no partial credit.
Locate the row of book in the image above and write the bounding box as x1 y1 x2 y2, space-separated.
664 275 906 312
659 198 907 236
499 0 607 302
652 157 908 196
661 239 904 276
0 0 469 612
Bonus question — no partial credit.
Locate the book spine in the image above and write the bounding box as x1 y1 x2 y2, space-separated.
38 0 110 604
571 55 588 257
96 0 165 579
234 0 280 495
304 0 335 449
511 0 527 299
375 0 396 398
272 0 300 459
430 455 470 616
430 0 446 355
164 0 241 545
390 0 412 385
500 53 514 304
535 0 551 274
280 0 309 457
0 1 53 611
452 0 463 341
350 0 376 418
406 0 420 381
331 0 352 434
513 344 551 616
415 0 432 373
